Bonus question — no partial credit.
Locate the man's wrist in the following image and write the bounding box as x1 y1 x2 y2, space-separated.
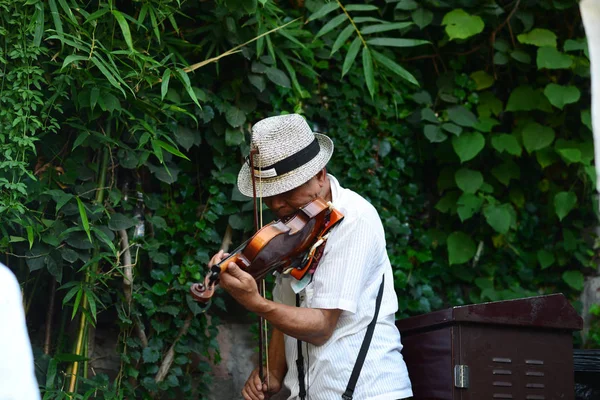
248 294 271 315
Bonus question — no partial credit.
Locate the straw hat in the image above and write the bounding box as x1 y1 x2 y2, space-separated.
237 114 334 198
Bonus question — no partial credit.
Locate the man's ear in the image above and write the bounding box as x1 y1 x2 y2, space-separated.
316 168 327 185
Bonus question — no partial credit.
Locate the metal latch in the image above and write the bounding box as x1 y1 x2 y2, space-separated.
454 365 469 389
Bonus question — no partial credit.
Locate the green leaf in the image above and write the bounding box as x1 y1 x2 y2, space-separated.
226 128 245 146
307 2 340 22
554 191 577 221
470 71 494 90
361 22 413 35
537 47 573 69
522 123 555 153
342 37 362 77
161 69 171 101
477 92 503 117
517 28 557 48
395 0 418 10
111 10 134 52
316 13 347 38
33 4 45 47
331 24 355 56
249 74 266 92
441 123 462 136
447 231 476 265
175 68 201 108
26 226 34 250
543 84 580 109
455 168 483 194
411 8 433 29
582 109 592 131
345 4 379 11
510 50 531 64
491 160 520 186
457 193 483 221
61 55 89 71
557 148 582 164
143 346 160 363
537 250 555 269
423 125 447 143
108 213 136 231
562 270 584 291
442 9 484 40
372 50 418 86
483 204 511 234
155 140 190 161
505 85 551 112
452 132 485 163
536 148 559 168
225 106 246 128
362 47 375 98
491 134 522 156
265 67 291 88
447 106 477 127
48 0 63 36
76 197 92 243
90 57 125 97
367 38 429 47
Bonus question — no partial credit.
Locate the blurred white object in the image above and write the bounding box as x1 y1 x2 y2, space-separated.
0 263 41 400
581 0 600 199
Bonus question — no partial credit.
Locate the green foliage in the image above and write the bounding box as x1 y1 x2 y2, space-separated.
1 0 599 398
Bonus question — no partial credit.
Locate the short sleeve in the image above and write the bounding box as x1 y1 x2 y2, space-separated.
309 216 381 313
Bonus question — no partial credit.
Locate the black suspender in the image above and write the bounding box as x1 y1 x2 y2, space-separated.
294 274 386 400
342 274 385 400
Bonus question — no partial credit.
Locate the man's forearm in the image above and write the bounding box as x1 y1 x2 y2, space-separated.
255 299 338 346
268 328 287 382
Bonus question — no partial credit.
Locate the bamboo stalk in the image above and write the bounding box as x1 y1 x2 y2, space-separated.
154 313 193 383
68 142 110 393
44 278 57 355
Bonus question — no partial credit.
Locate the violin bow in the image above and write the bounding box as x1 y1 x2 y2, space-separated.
249 147 270 389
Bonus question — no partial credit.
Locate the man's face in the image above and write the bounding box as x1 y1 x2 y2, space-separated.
263 172 325 219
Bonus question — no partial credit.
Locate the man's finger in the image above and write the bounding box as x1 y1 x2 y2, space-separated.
225 262 246 279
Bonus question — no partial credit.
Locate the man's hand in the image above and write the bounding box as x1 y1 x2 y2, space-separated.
242 367 282 400
209 249 265 313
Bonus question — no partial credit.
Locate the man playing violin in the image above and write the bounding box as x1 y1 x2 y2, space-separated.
209 114 413 400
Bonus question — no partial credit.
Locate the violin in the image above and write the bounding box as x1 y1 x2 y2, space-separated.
190 197 344 303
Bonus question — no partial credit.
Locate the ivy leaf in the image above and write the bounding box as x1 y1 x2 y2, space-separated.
342 37 362 78
108 213 136 231
536 148 559 168
483 204 511 234
441 123 462 136
248 74 266 92
447 105 477 127
457 193 483 221
522 123 555 153
537 250 555 269
362 47 375 98
491 134 522 156
441 9 484 40
411 8 433 29
447 231 476 265
395 0 418 10
554 191 577 221
470 71 494 90
455 168 483 194
266 67 291 88
562 270 584 291
517 28 557 48
537 47 573 69
452 132 485 163
226 128 245 146
423 125 447 143
225 106 246 128
491 160 520 186
506 85 551 112
143 346 160 363
582 109 592 131
543 84 580 109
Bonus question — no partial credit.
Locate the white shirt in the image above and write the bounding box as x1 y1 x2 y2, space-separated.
273 175 413 400
0 263 41 400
